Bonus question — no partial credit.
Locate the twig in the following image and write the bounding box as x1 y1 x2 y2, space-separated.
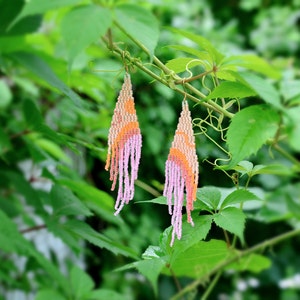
10 129 31 140
201 270 222 300
174 70 213 84
223 229 231 248
171 227 300 300
103 27 234 119
20 224 46 234
135 180 161 198
166 263 184 296
273 144 300 170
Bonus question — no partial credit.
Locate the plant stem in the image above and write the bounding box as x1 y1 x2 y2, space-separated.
174 70 213 84
105 26 234 119
201 271 222 300
10 129 31 140
273 144 300 170
171 227 300 300
167 264 183 295
20 224 46 234
223 229 231 247
135 179 161 197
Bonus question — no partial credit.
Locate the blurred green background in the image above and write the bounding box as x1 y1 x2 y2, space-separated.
1 0 300 299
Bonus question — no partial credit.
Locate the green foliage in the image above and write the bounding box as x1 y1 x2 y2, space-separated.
115 4 159 58
227 105 280 167
0 0 300 299
171 28 225 65
50 184 92 217
61 5 112 63
205 81 256 100
11 52 83 106
213 207 246 242
239 72 282 109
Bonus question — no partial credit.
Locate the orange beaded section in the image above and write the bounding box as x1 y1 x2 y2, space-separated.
124 99 136 114
105 121 139 171
168 147 197 220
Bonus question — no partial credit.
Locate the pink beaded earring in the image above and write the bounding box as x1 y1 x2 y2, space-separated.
163 100 199 246
105 73 142 215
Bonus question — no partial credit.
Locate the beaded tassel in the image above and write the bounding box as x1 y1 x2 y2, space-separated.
163 100 199 246
105 74 142 215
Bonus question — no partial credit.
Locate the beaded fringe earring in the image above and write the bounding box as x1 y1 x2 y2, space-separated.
105 73 142 215
163 100 199 246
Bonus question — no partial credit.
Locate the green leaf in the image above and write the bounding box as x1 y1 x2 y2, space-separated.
0 79 12 108
37 124 70 146
3 170 44 213
50 184 92 217
213 207 246 242
164 239 270 278
239 72 282 110
222 55 281 79
0 36 28 53
63 219 138 259
115 4 159 59
142 245 165 259
285 107 300 151
0 211 23 253
166 57 205 74
11 52 83 107
171 28 224 65
136 195 167 205
233 161 293 177
34 138 71 163
0 210 69 293
6 15 42 36
20 0 82 16
280 79 300 101
87 289 127 300
286 195 300 219
227 105 280 167
61 5 112 63
135 258 166 295
206 81 256 100
70 266 94 299
171 214 213 255
168 45 212 67
195 186 221 211
252 164 294 176
0 127 12 154
215 70 239 81
23 99 43 128
233 160 254 176
220 189 260 209
35 289 66 300
164 239 228 278
229 253 271 273
57 178 118 225
115 254 165 295
257 195 291 223
0 0 24 34
47 220 81 253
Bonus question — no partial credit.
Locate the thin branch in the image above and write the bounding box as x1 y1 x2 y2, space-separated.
223 229 231 248
273 143 300 170
174 70 213 84
10 129 31 140
201 270 222 300
135 179 161 198
20 224 46 234
104 26 234 119
166 263 184 295
171 227 300 300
